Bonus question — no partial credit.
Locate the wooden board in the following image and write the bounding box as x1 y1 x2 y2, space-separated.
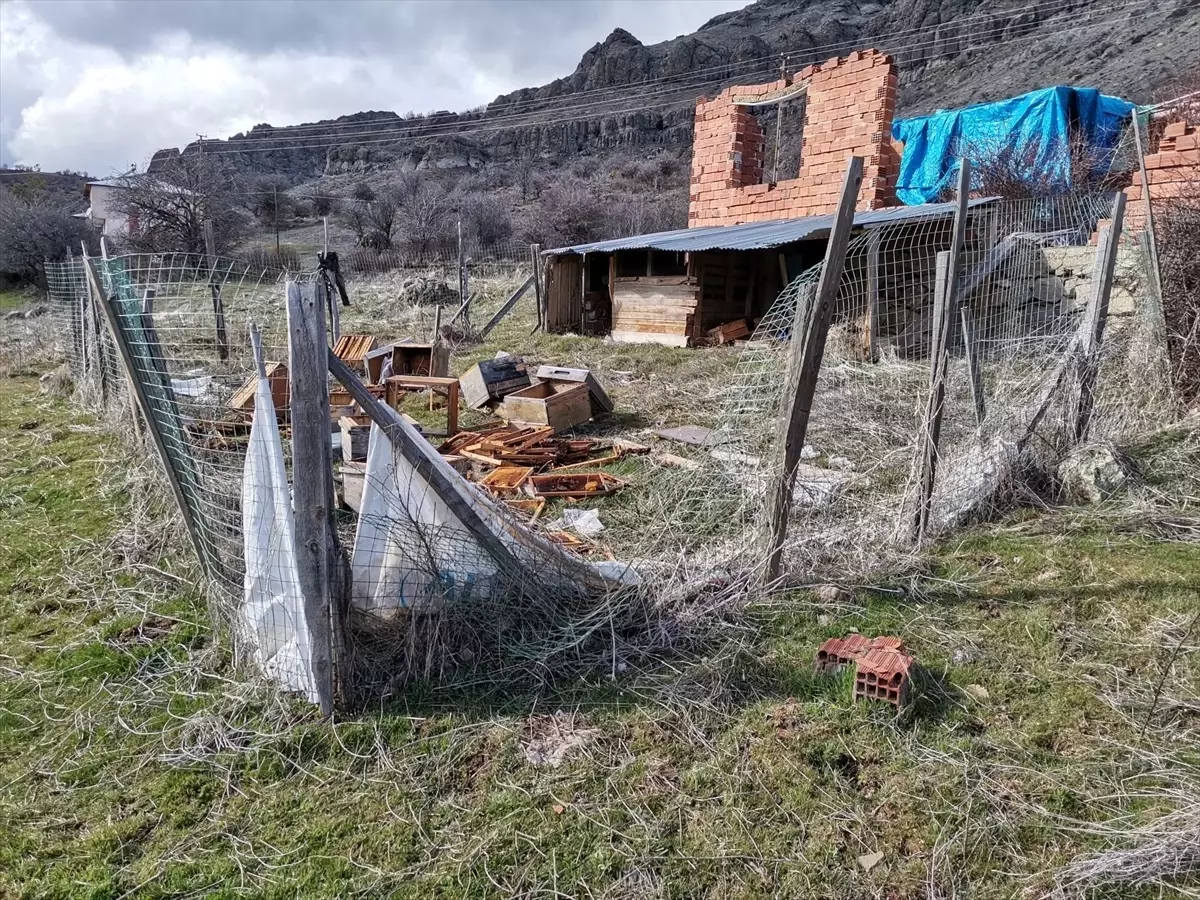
230 361 287 413
610 331 690 347
391 342 449 379
332 334 376 368
498 381 591 433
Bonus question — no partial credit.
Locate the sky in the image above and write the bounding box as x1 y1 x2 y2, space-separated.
0 0 753 177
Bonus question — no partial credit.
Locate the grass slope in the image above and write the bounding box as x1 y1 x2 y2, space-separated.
1 375 1198 899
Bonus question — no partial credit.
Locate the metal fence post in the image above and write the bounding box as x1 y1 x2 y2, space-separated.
764 156 864 583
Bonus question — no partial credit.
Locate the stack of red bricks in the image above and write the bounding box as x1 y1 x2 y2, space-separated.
1125 117 1200 230
687 49 900 228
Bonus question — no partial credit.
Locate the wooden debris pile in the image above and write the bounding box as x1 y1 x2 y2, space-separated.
437 425 647 555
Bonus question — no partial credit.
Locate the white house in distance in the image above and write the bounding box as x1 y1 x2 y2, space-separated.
80 179 131 238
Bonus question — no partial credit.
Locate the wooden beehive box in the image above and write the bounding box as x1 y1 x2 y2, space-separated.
533 365 613 415
340 414 372 463
332 334 377 371
392 342 449 379
459 357 531 410
230 361 288 414
364 343 395 384
498 381 591 433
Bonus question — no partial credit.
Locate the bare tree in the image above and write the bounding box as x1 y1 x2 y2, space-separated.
0 184 97 287
394 174 454 255
118 155 248 254
458 190 514 246
364 191 399 250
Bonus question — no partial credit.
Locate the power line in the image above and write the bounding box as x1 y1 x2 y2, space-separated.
198 3 1162 158
201 0 1102 144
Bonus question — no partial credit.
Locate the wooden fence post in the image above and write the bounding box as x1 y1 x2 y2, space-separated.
764 156 864 582
1075 192 1126 443
531 243 544 332
960 301 986 426
911 159 972 546
286 280 336 717
204 220 229 361
865 230 881 361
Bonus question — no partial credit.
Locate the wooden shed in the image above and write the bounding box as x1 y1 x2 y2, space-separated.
540 201 989 348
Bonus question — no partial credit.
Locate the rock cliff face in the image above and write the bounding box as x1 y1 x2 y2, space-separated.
149 0 1200 183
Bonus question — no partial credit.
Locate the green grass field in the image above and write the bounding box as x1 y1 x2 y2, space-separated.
2 366 1198 898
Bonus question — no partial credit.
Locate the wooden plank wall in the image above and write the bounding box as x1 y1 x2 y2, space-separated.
545 256 583 332
611 276 700 347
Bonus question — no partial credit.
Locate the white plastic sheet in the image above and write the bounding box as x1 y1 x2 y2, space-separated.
351 423 504 614
241 372 319 701
350 422 643 617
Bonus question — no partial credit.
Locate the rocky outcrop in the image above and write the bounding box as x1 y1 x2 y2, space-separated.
149 0 1200 183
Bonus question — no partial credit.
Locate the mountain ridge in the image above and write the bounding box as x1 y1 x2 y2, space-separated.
149 0 1200 185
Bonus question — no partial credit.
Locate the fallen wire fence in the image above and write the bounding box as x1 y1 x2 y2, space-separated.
42 181 1179 712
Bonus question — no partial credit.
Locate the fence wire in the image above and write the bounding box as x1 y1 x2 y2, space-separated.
42 192 1177 708
638 191 1175 583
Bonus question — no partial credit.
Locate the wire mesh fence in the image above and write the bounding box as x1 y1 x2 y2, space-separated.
631 190 1176 585
42 185 1178 711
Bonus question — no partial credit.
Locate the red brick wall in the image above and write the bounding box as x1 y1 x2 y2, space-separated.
1124 118 1200 231
688 49 899 228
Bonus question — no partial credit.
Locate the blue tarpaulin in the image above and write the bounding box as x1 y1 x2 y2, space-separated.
892 87 1134 204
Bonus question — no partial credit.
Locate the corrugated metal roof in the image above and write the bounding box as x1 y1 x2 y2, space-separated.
544 198 995 256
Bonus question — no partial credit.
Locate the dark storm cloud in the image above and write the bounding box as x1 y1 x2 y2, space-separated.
2 0 750 173
24 0 715 81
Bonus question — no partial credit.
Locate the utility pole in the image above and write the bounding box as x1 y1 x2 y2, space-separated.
274 184 280 254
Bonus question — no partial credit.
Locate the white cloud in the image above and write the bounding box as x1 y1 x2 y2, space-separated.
0 0 752 175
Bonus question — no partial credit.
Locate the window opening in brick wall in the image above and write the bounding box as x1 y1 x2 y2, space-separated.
757 95 806 186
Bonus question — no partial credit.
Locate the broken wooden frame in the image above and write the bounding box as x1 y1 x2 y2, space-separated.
383 375 460 437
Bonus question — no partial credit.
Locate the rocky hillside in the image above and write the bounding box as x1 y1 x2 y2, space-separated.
150 0 1200 185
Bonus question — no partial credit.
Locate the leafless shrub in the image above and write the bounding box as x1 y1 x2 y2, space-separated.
119 155 250 255
950 130 1121 200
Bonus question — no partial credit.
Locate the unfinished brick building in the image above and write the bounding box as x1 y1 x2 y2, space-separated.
688 49 900 227
1124 118 1200 231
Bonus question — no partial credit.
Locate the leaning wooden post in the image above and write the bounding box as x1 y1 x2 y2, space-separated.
911 158 972 546
960 301 986 426
286 280 336 717
530 243 544 332
204 220 229 361
1075 192 1126 443
764 155 864 583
